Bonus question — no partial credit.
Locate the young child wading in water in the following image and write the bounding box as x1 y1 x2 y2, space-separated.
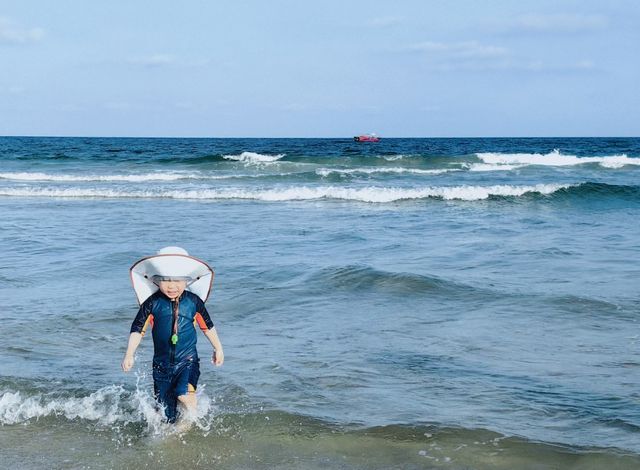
122 246 224 423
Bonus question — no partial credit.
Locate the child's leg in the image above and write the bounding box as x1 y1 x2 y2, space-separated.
174 359 200 425
177 383 197 412
153 364 179 423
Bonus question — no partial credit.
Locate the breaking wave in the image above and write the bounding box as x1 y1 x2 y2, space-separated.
0 183 572 202
0 171 212 182
0 171 298 182
315 167 457 177
222 152 285 164
466 163 526 172
476 150 640 169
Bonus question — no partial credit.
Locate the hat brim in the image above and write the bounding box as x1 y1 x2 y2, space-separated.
130 254 214 304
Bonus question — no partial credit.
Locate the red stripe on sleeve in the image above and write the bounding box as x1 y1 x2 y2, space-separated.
194 312 209 331
141 314 154 336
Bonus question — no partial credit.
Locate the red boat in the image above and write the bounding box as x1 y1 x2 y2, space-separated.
353 133 380 142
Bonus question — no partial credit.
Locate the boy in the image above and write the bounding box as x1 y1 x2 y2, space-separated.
122 246 224 423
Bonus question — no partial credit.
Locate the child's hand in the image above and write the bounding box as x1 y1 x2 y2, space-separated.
121 354 135 372
212 349 224 366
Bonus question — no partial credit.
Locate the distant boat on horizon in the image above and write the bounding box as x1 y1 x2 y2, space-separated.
353 133 380 142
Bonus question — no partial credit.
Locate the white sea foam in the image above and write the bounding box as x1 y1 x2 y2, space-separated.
0 383 214 435
222 152 285 164
316 167 456 177
0 184 572 202
380 154 409 161
466 163 525 172
0 171 290 182
476 150 639 168
0 385 135 425
0 171 208 182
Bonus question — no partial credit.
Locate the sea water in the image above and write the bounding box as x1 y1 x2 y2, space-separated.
0 137 639 469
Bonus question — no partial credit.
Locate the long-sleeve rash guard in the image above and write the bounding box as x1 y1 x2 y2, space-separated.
130 290 214 366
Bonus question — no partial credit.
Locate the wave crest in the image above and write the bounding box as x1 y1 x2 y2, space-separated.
476 150 639 169
0 171 206 182
222 152 285 164
309 265 475 296
316 167 456 177
0 183 571 202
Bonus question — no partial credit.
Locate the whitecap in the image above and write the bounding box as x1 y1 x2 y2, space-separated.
316 167 456 177
476 150 639 168
0 184 573 202
466 164 526 172
0 171 204 182
222 152 285 164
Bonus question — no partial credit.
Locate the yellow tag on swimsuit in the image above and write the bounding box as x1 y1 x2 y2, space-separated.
171 334 178 345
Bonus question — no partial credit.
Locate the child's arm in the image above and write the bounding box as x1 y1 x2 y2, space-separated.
203 327 224 366
195 301 224 366
121 332 143 372
123 299 153 372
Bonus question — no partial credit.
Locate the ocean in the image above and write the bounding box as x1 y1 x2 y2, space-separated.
1 136 639 469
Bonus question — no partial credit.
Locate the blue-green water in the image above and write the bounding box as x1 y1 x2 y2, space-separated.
1 137 639 469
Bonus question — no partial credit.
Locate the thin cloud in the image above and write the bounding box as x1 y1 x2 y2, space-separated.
368 16 405 27
281 102 348 112
127 54 175 67
404 40 510 70
104 101 133 111
0 17 44 44
404 39 596 73
522 59 597 72
433 58 597 73
508 13 608 33
407 41 509 59
126 54 210 68
403 41 597 73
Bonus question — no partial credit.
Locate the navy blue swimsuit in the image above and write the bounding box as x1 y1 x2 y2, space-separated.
130 290 214 422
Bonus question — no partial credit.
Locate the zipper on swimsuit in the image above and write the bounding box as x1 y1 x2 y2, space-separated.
170 298 179 364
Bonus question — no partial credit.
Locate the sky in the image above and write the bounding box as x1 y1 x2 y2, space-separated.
0 0 639 137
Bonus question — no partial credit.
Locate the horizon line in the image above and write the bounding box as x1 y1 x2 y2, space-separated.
1 134 639 139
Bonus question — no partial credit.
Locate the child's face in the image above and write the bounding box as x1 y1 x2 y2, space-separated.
158 280 187 300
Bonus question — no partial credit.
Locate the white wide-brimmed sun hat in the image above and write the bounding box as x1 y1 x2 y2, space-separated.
130 246 214 304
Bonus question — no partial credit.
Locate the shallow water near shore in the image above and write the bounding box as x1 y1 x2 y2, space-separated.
1 137 639 468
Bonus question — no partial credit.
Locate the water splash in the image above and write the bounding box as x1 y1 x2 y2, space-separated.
0 371 216 438
222 152 285 164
